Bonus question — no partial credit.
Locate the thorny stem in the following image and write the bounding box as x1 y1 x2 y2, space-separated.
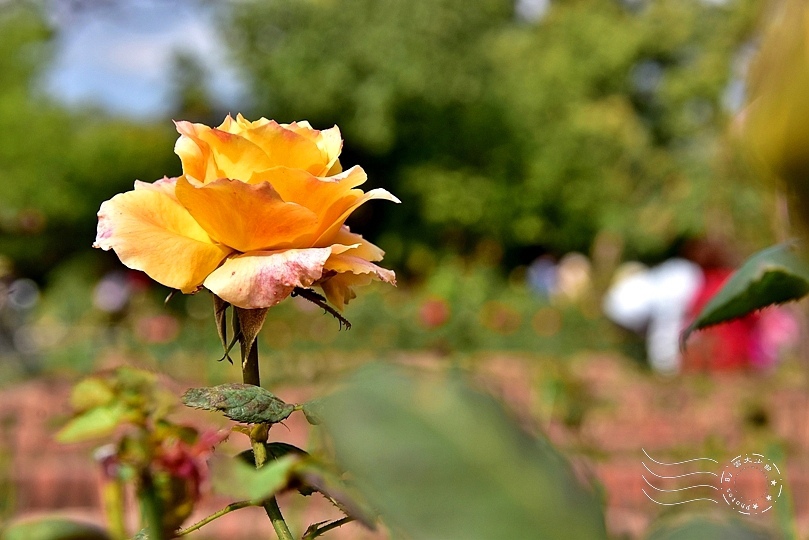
175 500 258 536
302 517 354 539
265 496 295 540
241 335 295 540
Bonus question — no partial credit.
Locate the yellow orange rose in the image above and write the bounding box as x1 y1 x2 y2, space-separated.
94 115 398 310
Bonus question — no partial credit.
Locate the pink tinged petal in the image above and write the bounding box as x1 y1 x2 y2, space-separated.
94 189 231 293
323 254 396 284
175 176 319 253
332 226 385 261
134 176 179 202
204 248 333 309
313 188 401 247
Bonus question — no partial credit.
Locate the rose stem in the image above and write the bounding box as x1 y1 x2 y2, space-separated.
241 333 295 540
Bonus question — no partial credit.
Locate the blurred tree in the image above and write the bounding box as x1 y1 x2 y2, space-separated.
225 0 769 270
168 51 217 124
0 2 178 281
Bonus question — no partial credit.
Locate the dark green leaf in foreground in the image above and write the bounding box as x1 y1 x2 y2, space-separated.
294 458 377 528
237 442 309 467
211 454 298 501
683 243 809 344
321 364 607 540
301 399 325 425
0 517 111 540
646 514 776 540
181 384 294 424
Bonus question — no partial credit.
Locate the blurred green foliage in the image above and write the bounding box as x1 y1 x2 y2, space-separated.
0 3 178 280
321 363 607 539
225 0 770 267
0 0 776 282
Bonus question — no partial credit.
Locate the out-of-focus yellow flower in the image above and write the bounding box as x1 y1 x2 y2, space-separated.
745 0 809 187
95 115 398 310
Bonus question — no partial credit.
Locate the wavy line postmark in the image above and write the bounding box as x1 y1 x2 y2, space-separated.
641 448 783 515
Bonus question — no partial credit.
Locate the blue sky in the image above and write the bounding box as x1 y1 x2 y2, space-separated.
44 0 245 118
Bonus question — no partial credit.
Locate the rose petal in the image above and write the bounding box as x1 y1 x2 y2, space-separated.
174 121 220 182
94 188 231 293
232 114 272 132
248 166 367 231
319 273 369 310
332 226 385 262
175 176 319 253
318 254 396 309
134 176 179 202
196 128 276 181
282 122 343 176
323 254 396 284
314 188 401 247
204 248 334 309
236 120 328 176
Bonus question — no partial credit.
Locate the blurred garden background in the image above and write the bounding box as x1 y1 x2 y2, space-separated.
1 0 807 538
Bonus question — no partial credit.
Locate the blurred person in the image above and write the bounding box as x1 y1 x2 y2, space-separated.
527 255 558 299
556 252 592 303
603 258 702 374
605 239 800 374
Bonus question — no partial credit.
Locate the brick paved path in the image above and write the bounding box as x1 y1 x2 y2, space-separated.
2 355 808 538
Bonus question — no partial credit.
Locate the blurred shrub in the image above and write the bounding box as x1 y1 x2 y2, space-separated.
225 0 769 267
0 3 178 281
19 256 617 386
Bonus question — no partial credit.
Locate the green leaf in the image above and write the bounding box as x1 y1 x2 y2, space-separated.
293 458 377 528
321 364 607 540
301 400 325 425
237 442 308 467
181 384 295 424
0 517 111 540
56 403 128 443
211 454 298 501
69 377 115 412
646 515 776 539
683 243 809 344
